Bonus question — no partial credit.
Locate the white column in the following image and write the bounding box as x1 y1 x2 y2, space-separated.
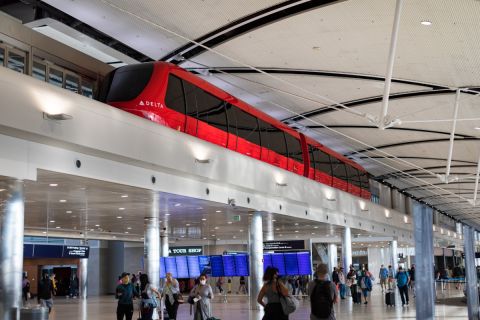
464 225 479 320
0 181 24 320
146 193 160 320
390 239 398 274
79 240 88 299
249 212 263 310
342 227 352 271
265 212 274 241
328 244 338 277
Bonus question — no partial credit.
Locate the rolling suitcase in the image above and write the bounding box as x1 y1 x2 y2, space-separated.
385 290 395 306
352 285 361 304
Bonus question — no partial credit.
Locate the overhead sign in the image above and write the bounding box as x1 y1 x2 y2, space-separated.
263 240 305 251
169 246 203 256
23 244 89 259
63 246 90 258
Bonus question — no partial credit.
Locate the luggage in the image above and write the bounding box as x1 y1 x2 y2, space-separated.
20 307 49 320
385 291 395 306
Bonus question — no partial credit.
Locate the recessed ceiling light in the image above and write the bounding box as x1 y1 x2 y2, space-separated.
125 231 129 234
55 226 60 229
121 195 128 198
117 216 122 219
214 227 219 230
239 229 244 232
49 183 58 187
118 207 125 210
294 223 299 226
475 127 480 130
227 222 232 224
186 224 191 226
421 20 432 26
295 230 299 233
211 234 215 237
279 234 283 236
95 224 100 227
216 210 222 213
314 226 318 229
197 207 203 210
127 227 132 230
42 231 47 234
276 228 280 231
72 215 77 218
0 189 4 192
165 213 171 216
49 220 55 223
181 235 185 238
140 237 144 240
59 200 67 203
202 218 207 221
217 238 220 241
311 232 315 235
203 237 207 240
272 220 276 222
66 211 72 214
233 236 236 239
174 203 181 207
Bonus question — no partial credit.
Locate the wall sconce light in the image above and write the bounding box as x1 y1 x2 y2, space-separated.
359 201 368 211
43 112 73 121
433 225 436 232
385 209 392 219
325 190 336 201
403 215 410 224
276 182 288 187
195 158 211 164
440 228 444 235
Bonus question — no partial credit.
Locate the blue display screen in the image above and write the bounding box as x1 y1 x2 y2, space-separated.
164 257 178 278
263 254 273 272
160 257 166 278
271 253 286 276
222 255 236 277
297 252 311 275
198 256 210 275
34 245 64 258
187 256 200 278
24 244 34 258
176 256 189 278
234 255 249 276
210 255 224 277
284 252 299 275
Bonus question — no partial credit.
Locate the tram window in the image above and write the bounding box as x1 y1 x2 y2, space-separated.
347 165 361 187
331 158 348 181
311 147 332 174
195 89 228 132
285 133 303 163
359 171 370 189
165 75 186 114
106 63 153 102
184 80 198 117
65 73 80 93
225 103 237 134
7 51 25 73
234 108 261 146
48 68 63 87
259 120 287 156
0 47 4 66
32 61 46 81
81 80 94 98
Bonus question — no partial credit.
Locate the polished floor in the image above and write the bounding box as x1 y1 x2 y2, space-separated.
35 287 468 320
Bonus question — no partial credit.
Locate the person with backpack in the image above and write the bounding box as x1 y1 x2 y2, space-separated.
257 266 289 320
308 263 338 320
358 268 373 305
396 266 410 306
38 273 55 313
379 265 388 292
139 274 160 320
115 272 139 320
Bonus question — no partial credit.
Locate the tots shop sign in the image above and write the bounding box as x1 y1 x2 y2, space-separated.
169 246 203 256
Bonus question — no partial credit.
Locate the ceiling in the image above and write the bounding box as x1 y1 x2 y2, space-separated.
0 170 383 244
2 0 480 227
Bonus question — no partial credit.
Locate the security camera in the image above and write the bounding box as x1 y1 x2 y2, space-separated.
162 227 167 231
228 198 236 207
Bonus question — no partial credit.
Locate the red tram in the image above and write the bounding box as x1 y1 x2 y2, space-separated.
98 62 370 199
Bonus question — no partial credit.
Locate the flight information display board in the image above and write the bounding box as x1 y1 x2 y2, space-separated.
164 257 178 278
160 257 166 278
297 252 311 275
284 252 299 276
210 255 224 277
263 254 273 272
176 256 189 278
187 255 201 278
234 255 249 276
271 253 286 276
198 256 210 275
222 255 236 276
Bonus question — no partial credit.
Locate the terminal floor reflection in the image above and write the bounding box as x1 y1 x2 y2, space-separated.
42 288 468 320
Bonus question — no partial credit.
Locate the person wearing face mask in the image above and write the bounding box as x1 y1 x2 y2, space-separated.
116 272 139 320
257 266 289 320
189 275 214 320
162 272 181 320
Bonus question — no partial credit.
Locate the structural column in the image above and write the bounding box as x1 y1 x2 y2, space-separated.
249 212 263 310
342 227 352 271
265 213 274 241
0 181 24 320
413 204 435 320
390 239 398 274
79 240 88 299
146 193 161 320
464 225 479 320
327 244 338 277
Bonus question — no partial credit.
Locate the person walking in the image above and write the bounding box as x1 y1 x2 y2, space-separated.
257 266 289 320
139 274 160 320
331 268 339 289
309 263 338 320
338 267 346 299
22 275 30 304
379 265 388 292
37 273 55 313
163 272 180 320
396 266 410 307
347 266 359 304
190 275 214 320
238 276 247 294
358 268 372 305
409 264 416 297
116 272 139 320
387 265 395 290
216 276 224 294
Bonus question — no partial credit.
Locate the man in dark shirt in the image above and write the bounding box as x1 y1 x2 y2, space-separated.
38 273 55 313
116 272 139 320
309 264 338 320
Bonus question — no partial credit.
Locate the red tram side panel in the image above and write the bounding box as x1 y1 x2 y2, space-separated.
101 62 371 200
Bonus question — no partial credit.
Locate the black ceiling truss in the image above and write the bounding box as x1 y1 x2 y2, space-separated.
401 181 476 192
161 0 339 63
378 164 478 179
360 156 476 164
